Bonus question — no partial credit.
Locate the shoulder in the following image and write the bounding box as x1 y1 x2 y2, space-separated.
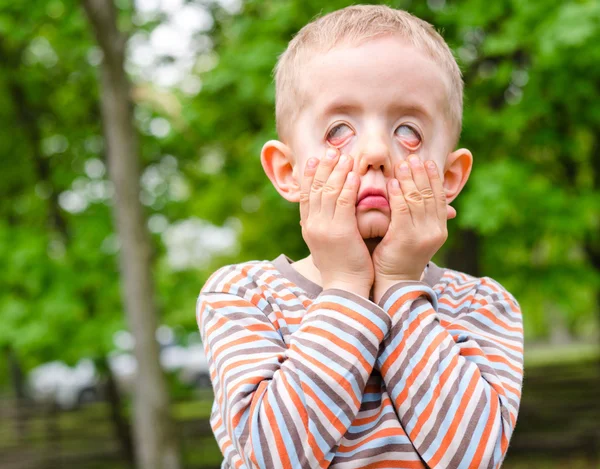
199 257 284 300
436 266 521 315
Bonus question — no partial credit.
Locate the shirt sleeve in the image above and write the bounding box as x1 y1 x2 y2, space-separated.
197 286 392 469
374 277 524 469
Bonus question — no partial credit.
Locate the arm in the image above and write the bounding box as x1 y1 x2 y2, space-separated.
197 286 391 469
374 277 524 469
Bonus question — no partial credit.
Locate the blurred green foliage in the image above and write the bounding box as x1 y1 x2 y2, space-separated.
0 0 599 377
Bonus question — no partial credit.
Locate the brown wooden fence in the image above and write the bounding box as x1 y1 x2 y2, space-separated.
1 359 599 469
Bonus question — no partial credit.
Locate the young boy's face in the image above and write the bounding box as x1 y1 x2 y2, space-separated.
291 36 452 238
265 34 471 242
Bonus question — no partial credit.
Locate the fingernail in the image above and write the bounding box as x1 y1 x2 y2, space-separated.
340 154 348 163
426 161 436 171
409 155 420 167
326 149 337 159
400 161 410 172
307 158 318 168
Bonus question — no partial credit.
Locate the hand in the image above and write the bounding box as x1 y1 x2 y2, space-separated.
372 155 449 289
299 148 374 296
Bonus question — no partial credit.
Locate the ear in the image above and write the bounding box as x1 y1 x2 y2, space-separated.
443 148 473 204
260 140 301 203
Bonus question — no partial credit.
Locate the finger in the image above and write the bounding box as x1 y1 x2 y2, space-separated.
387 176 414 227
408 155 436 219
395 160 424 222
425 160 448 221
310 148 339 214
299 157 319 223
333 170 360 222
320 153 354 219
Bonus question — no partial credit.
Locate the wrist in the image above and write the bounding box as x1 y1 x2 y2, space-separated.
373 277 420 304
322 282 371 300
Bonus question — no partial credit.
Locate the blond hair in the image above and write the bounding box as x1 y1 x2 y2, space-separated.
273 4 463 149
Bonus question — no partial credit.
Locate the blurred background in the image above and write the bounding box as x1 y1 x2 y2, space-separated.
0 0 598 468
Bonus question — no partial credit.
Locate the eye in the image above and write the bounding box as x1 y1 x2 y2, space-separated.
325 123 354 147
395 124 422 150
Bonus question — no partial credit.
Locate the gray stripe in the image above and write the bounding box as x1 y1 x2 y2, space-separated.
445 389 488 468
300 312 380 358
458 315 522 341
272 388 307 466
334 442 417 461
295 336 368 391
416 363 464 455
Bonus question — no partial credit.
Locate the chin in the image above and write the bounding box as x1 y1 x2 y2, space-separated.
357 210 390 239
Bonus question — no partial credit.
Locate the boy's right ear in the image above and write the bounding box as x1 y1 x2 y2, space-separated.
260 140 301 203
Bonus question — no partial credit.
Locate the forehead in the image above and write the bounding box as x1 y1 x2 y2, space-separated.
298 35 450 121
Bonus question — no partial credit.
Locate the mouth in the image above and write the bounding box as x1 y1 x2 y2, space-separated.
356 188 389 209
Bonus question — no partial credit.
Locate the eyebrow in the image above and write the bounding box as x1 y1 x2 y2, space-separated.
319 98 432 122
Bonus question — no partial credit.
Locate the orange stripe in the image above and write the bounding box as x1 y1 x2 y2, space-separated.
503 382 522 399
471 386 499 468
338 427 409 452
231 374 271 428
385 290 430 318
439 323 523 353
409 353 460 440
247 381 268 468
299 385 338 464
280 370 308 428
439 294 475 308
487 353 523 375
380 309 436 376
310 299 385 341
358 460 426 469
262 388 294 469
301 324 371 375
472 306 523 333
213 329 280 360
394 331 446 410
221 354 283 381
291 343 360 410
428 370 480 466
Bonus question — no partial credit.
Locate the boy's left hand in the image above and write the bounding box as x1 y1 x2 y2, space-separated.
372 155 451 293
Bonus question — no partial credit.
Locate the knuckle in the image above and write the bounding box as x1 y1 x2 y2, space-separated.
322 184 338 196
394 200 411 213
299 192 310 203
311 179 325 192
336 195 352 207
420 188 435 199
405 190 422 202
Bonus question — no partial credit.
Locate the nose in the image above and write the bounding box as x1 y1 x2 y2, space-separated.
353 131 393 178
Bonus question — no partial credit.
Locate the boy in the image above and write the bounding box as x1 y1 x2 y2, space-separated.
197 5 523 469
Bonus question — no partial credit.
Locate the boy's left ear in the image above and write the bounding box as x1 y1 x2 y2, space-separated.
260 140 301 203
443 148 473 204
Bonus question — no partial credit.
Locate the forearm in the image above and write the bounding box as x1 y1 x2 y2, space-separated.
199 287 391 468
373 277 423 305
375 281 524 469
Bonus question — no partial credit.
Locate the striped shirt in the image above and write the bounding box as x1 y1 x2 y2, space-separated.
196 253 524 469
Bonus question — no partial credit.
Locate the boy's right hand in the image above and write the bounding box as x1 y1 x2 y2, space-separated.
299 148 374 298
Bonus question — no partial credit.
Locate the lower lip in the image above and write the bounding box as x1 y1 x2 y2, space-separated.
357 195 389 209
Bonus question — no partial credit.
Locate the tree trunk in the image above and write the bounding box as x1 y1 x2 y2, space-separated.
445 227 481 277
81 2 181 468
100 355 136 468
4 346 28 443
